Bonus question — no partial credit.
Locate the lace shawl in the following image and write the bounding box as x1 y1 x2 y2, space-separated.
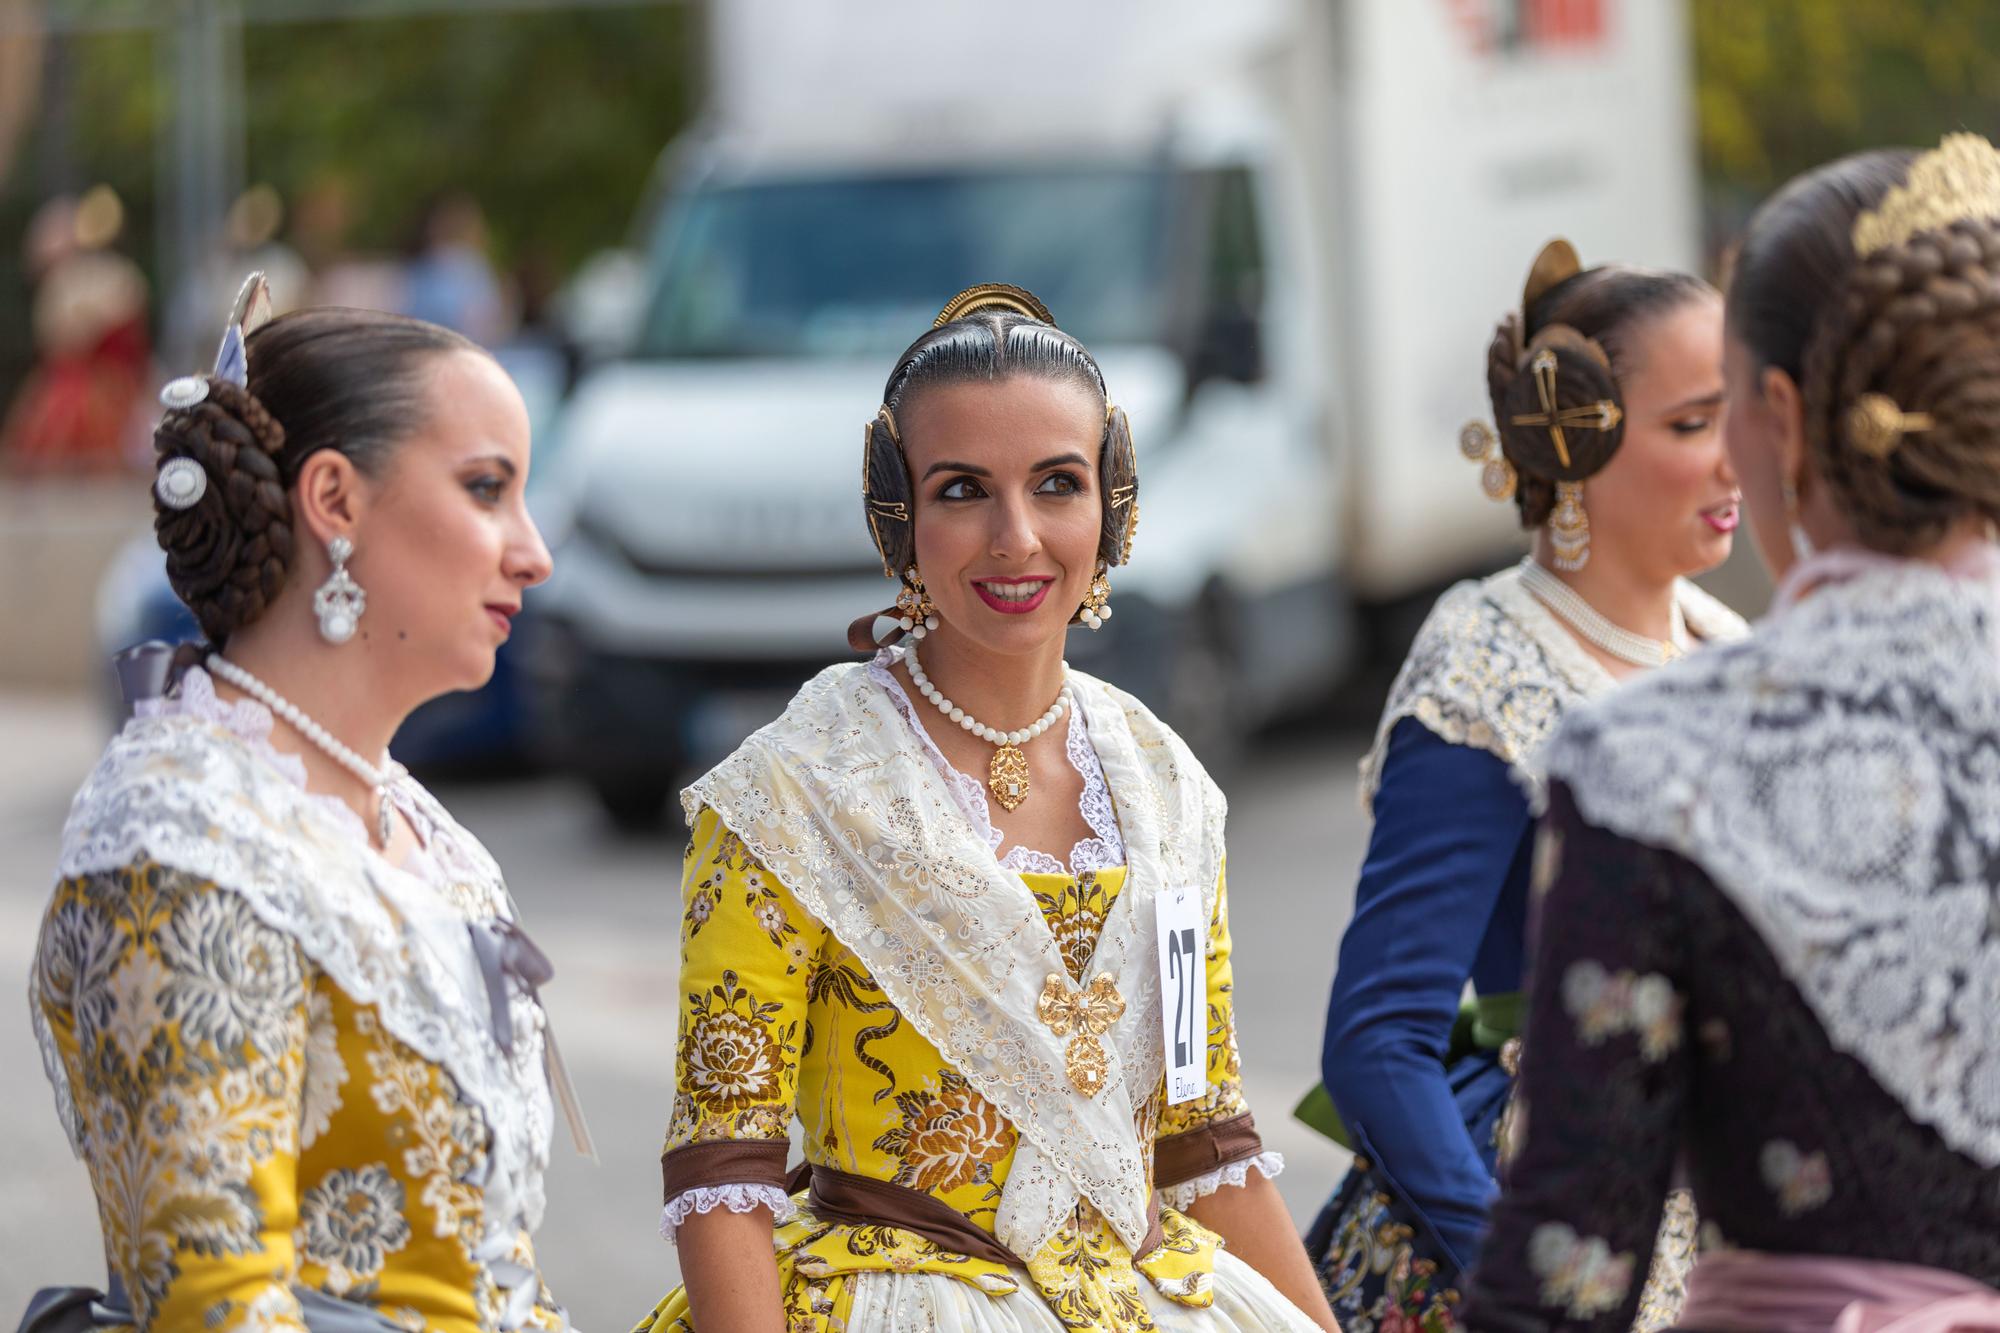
36 700 556 1238
685 662 1226 1259
1359 561 1748 811
1543 561 2000 1167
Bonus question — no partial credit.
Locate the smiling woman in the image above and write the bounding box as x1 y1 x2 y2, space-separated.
24 278 573 1333
638 285 1339 1333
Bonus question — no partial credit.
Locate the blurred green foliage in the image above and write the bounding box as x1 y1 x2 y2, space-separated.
1693 0 2000 227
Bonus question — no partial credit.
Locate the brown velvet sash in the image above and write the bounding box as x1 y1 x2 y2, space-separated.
792 1162 1165 1270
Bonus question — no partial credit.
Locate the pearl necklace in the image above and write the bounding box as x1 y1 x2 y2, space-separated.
905 642 1069 812
1518 558 1690 668
207 655 408 847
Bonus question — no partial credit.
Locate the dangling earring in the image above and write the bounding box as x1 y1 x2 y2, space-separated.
1079 565 1113 630
1782 477 1815 561
1549 481 1590 571
314 535 366 644
896 566 939 640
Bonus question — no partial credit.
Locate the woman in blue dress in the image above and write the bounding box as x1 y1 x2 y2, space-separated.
1301 240 1749 1331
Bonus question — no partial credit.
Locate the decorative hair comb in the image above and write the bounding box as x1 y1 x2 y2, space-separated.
934 282 1055 328
153 272 275 512
1852 133 2000 258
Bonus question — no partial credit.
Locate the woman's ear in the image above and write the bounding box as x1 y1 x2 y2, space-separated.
292 449 367 551
1761 364 1808 494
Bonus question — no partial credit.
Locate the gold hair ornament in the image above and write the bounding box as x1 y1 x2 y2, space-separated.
1846 392 1935 459
933 282 1055 327
1510 346 1623 470
1523 238 1582 309
862 406 906 577
1459 420 1517 502
1852 132 2000 258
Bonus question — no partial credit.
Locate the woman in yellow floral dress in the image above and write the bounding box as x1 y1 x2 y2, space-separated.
26 281 575 1333
638 285 1338 1332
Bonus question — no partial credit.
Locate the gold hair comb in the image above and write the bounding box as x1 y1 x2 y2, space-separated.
934 282 1055 328
1852 133 2000 257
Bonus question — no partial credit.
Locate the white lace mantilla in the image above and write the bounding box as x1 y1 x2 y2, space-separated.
685 662 1226 1260
1543 560 2000 1167
869 648 1125 877
1359 560 1747 811
36 674 556 1245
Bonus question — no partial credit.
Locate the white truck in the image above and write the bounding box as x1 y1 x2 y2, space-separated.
527 0 1700 827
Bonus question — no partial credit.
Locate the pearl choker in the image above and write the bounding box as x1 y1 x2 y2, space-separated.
207 656 407 846
905 642 1069 812
1518 558 1690 669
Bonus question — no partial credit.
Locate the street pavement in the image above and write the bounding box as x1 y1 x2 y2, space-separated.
0 690 1369 1327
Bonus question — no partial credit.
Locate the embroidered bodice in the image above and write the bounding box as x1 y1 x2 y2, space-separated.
32 671 564 1331
646 662 1286 1332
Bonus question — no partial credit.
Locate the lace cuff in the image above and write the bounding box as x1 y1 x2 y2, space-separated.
659 1183 798 1245
1156 1151 1285 1211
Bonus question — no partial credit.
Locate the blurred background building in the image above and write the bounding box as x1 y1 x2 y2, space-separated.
4 0 2000 1320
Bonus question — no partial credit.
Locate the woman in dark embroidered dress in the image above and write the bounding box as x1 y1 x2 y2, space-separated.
1461 136 2000 1332
1302 242 1746 1332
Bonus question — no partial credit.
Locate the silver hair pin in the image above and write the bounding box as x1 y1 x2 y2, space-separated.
159 376 209 410
154 457 207 510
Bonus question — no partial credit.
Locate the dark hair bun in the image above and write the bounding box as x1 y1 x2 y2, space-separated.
152 378 295 644
1486 316 1627 524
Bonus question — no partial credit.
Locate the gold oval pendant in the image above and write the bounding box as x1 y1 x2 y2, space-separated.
990 744 1030 811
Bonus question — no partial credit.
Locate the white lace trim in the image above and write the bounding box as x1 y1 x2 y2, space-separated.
1544 558 2000 1168
1155 1150 1284 1211
142 668 457 887
868 649 1126 876
40 703 555 1242
658 1183 797 1244
1359 562 1748 811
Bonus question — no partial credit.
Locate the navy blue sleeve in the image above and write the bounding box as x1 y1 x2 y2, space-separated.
1320 716 1534 1270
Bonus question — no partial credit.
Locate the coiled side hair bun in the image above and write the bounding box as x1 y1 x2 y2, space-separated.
152 378 294 644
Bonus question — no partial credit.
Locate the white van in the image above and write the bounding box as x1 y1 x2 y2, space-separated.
526 0 1699 826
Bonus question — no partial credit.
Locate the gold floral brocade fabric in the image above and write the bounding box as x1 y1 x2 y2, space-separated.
642 807 1258 1332
34 862 564 1333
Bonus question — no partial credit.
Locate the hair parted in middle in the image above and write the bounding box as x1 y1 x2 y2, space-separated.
859 282 1139 609
1475 239 1713 527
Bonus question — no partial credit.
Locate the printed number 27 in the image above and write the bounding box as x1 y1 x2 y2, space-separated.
1167 926 1198 1068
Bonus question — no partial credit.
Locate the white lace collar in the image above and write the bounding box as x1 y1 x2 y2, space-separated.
868 648 1126 877
142 667 472 889
1544 558 2000 1167
1359 561 1749 810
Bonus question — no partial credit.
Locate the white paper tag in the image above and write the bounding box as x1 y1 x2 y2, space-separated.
1155 883 1208 1106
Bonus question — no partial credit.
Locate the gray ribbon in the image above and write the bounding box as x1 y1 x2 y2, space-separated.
111 641 208 724
468 918 554 1057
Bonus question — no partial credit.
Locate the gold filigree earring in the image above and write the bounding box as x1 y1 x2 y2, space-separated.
1078 564 1113 630
1460 421 1517 502
895 567 938 640
1550 481 1590 571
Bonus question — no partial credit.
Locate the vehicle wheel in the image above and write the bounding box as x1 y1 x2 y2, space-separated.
1164 610 1245 780
591 773 674 834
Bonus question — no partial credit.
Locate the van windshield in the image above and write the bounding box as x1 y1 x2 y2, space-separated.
634 168 1171 357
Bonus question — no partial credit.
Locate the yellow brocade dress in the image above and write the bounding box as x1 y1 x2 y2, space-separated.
31 668 567 1333
637 655 1311 1333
